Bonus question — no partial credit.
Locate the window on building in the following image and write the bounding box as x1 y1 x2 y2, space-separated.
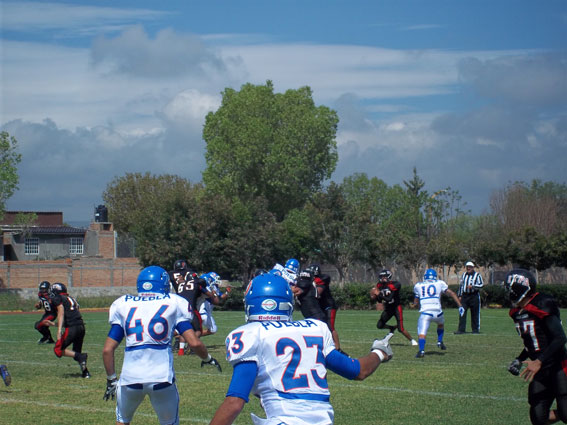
25 238 39 255
70 237 84 255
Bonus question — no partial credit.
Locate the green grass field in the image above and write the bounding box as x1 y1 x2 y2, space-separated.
0 307 542 424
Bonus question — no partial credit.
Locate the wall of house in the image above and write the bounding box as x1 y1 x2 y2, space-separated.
10 233 87 261
0 257 141 290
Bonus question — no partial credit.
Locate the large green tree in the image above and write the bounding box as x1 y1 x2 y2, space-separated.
202 81 339 219
0 131 22 218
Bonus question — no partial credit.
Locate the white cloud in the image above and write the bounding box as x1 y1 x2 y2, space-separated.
1 1 169 35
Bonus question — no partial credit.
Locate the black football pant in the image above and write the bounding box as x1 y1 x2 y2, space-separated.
528 366 567 425
457 292 480 333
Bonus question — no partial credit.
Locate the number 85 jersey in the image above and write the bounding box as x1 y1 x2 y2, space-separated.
226 319 336 420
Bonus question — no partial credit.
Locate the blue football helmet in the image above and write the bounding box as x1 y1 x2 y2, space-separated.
200 272 212 284
137 266 170 294
244 273 294 322
424 268 437 281
285 258 300 274
209 271 221 284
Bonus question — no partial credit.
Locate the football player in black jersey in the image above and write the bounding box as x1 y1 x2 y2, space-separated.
34 281 56 344
305 264 344 352
292 269 327 322
50 283 91 378
370 270 418 346
507 268 567 425
169 259 218 355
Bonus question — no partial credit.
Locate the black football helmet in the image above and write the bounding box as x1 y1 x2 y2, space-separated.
379 269 393 281
173 259 188 271
253 269 268 277
305 264 321 277
50 282 67 295
39 281 50 293
506 269 536 305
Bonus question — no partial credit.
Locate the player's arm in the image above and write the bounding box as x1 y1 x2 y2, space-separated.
56 303 64 339
102 336 120 378
521 313 567 382
210 361 257 425
444 288 463 309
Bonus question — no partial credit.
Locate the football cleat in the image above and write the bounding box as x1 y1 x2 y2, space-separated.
437 342 447 350
82 369 91 379
0 365 11 386
415 350 425 358
38 337 49 344
411 339 418 346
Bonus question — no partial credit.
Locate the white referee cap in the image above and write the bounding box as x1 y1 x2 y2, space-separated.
465 261 475 267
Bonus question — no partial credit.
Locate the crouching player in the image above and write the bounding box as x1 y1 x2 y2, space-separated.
209 273 393 425
102 266 221 425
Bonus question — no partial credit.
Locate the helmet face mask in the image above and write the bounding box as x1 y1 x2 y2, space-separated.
306 264 321 277
39 281 50 293
244 274 293 322
173 259 188 272
506 269 536 306
137 266 170 295
379 269 392 282
424 269 437 281
284 258 299 275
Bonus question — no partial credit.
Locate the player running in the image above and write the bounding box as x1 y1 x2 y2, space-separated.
413 269 464 358
102 266 221 425
34 280 56 344
209 273 393 425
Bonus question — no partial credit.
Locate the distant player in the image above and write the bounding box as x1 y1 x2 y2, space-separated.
270 258 299 286
34 280 56 344
199 272 231 337
370 269 417 346
413 269 463 358
50 282 90 378
306 263 344 352
506 268 567 425
293 268 327 323
102 266 221 425
169 259 218 355
209 273 393 425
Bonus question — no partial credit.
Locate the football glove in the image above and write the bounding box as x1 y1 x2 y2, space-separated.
371 337 393 362
458 306 465 317
507 358 522 376
103 377 118 401
201 356 222 373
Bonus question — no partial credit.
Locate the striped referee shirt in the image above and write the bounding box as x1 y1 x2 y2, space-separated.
458 271 484 296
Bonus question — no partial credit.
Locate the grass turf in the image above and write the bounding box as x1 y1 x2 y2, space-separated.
0 307 540 424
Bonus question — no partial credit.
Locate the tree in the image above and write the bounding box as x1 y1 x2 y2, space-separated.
0 131 22 219
203 81 339 220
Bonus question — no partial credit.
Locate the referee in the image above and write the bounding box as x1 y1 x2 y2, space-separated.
454 261 484 334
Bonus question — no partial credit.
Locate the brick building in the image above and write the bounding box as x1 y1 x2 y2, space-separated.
0 210 140 291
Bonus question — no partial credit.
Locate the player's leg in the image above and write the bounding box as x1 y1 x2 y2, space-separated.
377 310 395 335
395 306 417 345
149 381 180 425
116 383 147 425
200 302 214 337
436 316 447 350
71 326 90 378
416 314 432 357
35 314 54 343
528 372 555 425
551 367 567 423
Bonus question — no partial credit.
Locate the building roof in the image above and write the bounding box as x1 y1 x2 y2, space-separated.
0 211 63 226
29 226 86 235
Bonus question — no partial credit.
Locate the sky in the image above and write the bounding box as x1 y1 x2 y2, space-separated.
1 0 566 224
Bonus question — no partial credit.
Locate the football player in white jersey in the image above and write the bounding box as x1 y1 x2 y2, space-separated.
413 268 464 358
199 272 230 337
209 273 393 425
102 266 222 425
